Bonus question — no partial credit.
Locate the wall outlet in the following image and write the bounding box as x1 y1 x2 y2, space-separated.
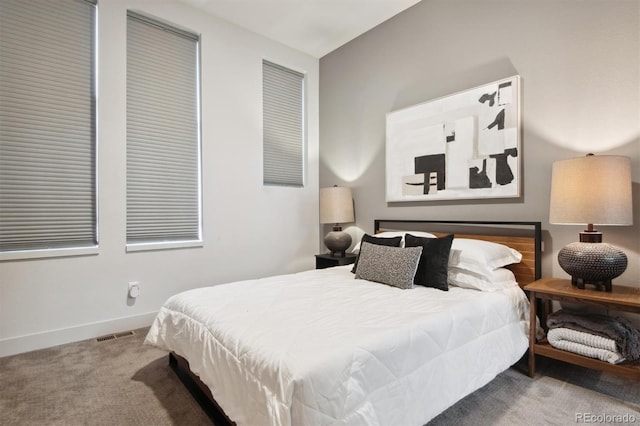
128 282 140 299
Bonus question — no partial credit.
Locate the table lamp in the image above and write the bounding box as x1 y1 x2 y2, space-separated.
320 186 354 257
549 154 633 291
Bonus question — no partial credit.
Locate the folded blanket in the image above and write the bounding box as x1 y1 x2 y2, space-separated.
547 327 625 364
547 310 640 362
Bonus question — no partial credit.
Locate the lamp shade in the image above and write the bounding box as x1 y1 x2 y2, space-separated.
320 186 354 224
549 155 632 226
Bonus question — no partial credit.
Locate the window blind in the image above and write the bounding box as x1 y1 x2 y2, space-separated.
0 0 97 254
263 60 305 186
126 12 201 247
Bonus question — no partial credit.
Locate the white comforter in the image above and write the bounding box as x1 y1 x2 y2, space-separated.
145 265 530 426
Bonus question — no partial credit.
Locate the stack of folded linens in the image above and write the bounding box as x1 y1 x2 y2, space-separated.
546 310 640 364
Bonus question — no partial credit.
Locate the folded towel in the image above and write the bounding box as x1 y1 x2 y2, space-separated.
547 310 640 362
547 327 625 364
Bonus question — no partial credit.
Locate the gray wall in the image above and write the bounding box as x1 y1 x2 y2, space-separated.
319 0 640 286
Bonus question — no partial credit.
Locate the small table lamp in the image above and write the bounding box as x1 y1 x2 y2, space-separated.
549 154 633 291
320 186 354 257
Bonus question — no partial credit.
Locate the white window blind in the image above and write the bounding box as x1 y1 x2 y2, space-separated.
0 0 97 255
263 60 305 186
126 12 202 248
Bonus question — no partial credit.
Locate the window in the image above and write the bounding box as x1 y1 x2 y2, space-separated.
262 60 305 186
126 12 202 250
0 0 97 258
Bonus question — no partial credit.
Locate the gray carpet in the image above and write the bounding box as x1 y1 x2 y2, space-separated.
1 327 638 426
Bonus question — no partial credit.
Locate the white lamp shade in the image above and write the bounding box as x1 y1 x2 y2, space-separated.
320 186 354 224
549 155 633 226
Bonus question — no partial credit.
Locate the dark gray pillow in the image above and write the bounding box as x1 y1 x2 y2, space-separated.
351 234 403 273
354 242 423 289
404 233 454 291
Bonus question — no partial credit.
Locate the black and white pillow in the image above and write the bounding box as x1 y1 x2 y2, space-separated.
354 242 422 289
351 234 402 273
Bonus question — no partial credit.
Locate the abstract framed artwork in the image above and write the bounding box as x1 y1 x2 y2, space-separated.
386 75 521 202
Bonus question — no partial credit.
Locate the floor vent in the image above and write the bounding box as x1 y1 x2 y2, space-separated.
95 330 136 343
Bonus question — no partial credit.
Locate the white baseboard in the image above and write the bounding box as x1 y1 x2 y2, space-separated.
0 311 158 358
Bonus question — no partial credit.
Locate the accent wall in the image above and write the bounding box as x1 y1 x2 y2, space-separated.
319 0 639 292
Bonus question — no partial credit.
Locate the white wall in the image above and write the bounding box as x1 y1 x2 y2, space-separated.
0 0 319 357
320 0 639 287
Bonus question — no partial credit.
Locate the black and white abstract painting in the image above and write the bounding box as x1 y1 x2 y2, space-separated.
386 76 521 202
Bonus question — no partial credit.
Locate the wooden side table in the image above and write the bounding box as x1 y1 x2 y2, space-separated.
525 277 640 380
315 253 356 269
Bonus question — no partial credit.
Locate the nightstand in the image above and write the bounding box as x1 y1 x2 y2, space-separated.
525 277 640 381
315 253 357 269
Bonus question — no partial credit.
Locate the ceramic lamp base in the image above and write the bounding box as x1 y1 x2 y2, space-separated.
558 241 627 292
324 227 352 257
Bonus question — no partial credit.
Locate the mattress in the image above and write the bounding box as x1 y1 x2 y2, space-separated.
145 265 531 425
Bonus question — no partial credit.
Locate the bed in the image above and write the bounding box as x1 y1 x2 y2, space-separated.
145 220 542 425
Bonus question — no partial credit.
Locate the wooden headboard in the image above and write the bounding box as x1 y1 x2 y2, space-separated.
374 220 542 287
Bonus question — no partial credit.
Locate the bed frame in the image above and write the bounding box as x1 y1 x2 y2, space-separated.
169 352 235 425
169 220 542 424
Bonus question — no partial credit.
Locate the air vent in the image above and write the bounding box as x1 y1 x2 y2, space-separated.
95 330 136 343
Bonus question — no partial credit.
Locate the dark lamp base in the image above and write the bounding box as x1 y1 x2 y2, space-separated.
571 277 612 292
558 241 627 292
579 230 602 243
324 227 352 258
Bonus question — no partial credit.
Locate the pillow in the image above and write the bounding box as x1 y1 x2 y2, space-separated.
351 231 436 251
354 242 423 289
404 233 454 291
351 232 405 252
448 267 518 291
448 238 522 277
351 234 402 273
399 231 437 241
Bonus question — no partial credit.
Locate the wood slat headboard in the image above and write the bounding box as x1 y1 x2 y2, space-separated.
374 220 542 287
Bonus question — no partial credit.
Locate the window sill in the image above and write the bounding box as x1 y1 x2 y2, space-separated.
0 246 99 262
126 240 203 253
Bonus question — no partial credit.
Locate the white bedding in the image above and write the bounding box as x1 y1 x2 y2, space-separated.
145 265 531 426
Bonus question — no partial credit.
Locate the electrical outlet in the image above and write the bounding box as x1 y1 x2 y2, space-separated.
128 281 140 299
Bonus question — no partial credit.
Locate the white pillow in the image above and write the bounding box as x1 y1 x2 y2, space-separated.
448 267 518 291
448 238 522 276
352 231 436 252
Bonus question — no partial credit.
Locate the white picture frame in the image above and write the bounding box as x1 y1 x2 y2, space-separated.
386 76 521 202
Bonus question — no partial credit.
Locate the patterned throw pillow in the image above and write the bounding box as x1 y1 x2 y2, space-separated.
351 234 403 273
354 242 422 289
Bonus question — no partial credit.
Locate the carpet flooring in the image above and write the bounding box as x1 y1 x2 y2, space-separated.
1 327 638 426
